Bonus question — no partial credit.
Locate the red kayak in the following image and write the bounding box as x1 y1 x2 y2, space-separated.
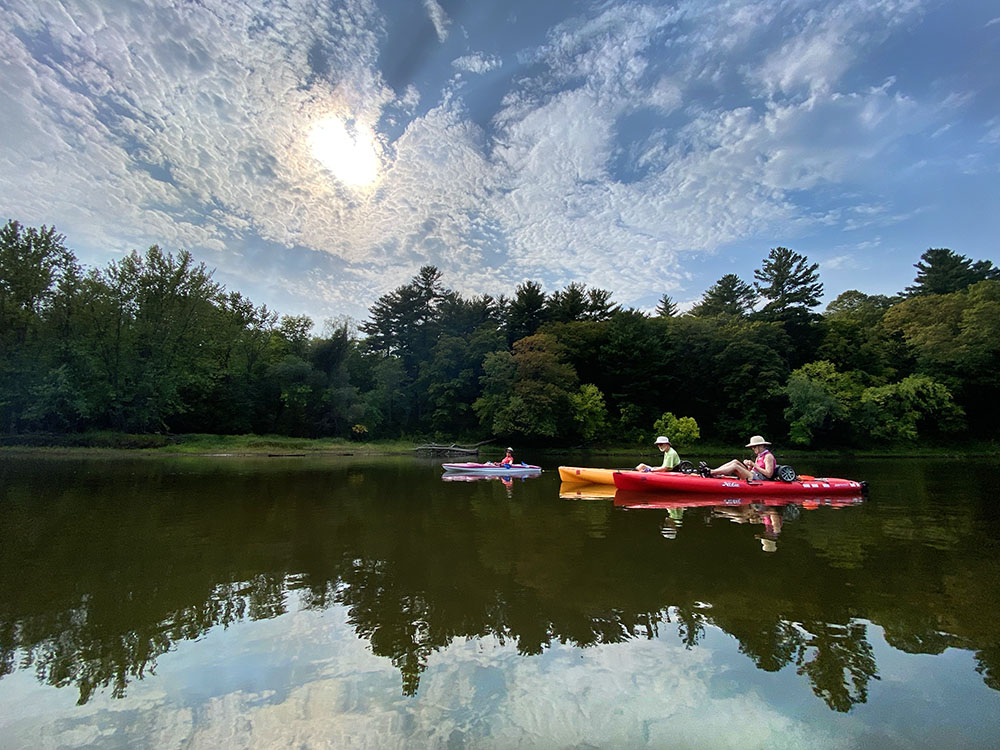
613 470 864 496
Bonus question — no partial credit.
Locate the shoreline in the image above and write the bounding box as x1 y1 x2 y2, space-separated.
1 432 997 459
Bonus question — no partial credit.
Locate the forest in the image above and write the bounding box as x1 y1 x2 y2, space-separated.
1 218 998 447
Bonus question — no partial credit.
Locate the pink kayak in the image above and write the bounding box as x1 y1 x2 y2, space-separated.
442 462 542 475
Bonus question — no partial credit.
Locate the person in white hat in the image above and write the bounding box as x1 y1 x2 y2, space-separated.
635 436 681 472
702 435 776 480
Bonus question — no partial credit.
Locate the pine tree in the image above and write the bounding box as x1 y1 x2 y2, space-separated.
655 293 678 317
690 274 756 317
753 246 823 317
904 248 999 296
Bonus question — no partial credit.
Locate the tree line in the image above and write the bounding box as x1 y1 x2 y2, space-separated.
1 218 997 446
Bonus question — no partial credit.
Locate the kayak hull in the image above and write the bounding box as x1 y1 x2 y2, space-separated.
558 466 616 484
613 470 863 495
442 462 541 475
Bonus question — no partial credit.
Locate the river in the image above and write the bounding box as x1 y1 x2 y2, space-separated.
1 453 998 748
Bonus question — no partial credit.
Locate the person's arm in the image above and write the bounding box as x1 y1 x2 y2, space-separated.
761 453 776 478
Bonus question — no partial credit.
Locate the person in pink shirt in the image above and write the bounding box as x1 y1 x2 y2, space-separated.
702 435 776 480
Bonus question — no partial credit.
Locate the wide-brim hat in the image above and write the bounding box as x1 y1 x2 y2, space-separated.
745 435 771 448
654 435 671 445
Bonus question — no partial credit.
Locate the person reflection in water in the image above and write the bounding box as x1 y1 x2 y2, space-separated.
660 507 684 540
712 503 784 551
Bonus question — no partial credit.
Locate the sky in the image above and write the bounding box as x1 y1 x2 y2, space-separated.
1 0 998 326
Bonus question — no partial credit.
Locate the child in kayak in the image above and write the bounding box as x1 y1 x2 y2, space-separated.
636 436 681 472
702 435 776 480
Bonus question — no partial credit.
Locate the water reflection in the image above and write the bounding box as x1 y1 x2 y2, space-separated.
608 488 865 553
0 455 998 721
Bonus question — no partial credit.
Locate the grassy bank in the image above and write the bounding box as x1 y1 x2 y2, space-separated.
0 431 414 456
1 432 997 458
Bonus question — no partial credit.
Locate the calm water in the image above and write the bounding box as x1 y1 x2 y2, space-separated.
1 453 999 749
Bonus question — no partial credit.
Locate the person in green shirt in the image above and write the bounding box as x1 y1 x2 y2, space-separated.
636 435 681 472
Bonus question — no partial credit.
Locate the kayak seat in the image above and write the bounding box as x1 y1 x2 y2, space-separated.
776 465 797 482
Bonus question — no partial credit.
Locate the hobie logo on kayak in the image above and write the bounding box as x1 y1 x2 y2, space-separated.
722 481 740 487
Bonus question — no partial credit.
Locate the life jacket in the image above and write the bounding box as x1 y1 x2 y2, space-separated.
755 449 774 478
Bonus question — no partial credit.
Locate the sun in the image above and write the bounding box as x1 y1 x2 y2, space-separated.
308 115 380 187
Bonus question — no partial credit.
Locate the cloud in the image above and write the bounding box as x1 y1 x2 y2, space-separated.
422 0 450 42
0 0 984 322
452 53 502 74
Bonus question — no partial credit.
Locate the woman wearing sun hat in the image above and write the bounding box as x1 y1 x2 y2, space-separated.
702 435 776 480
636 436 681 472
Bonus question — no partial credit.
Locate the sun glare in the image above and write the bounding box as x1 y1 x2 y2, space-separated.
308 115 379 187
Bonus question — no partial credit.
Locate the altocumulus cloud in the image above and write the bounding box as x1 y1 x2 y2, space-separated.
0 0 990 321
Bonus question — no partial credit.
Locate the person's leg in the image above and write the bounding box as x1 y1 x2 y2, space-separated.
709 459 753 479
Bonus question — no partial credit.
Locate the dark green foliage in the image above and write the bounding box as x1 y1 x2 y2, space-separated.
690 273 756 317
505 280 547 343
655 294 678 317
753 246 823 316
2 219 999 445
904 248 999 297
545 282 619 322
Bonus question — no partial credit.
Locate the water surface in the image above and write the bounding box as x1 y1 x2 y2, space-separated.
1 453 999 748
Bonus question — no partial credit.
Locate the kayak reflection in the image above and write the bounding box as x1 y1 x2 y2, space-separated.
612 490 864 552
442 471 540 496
558 481 617 500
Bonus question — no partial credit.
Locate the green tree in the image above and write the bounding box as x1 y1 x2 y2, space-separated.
0 221 80 430
904 248 999 297
818 291 899 381
690 273 756 318
597 310 671 426
361 266 445 378
655 294 678 317
783 361 865 446
569 383 609 442
753 246 823 317
651 412 700 449
363 356 409 435
881 281 1000 435
73 246 225 432
858 374 964 442
505 281 548 343
473 334 578 440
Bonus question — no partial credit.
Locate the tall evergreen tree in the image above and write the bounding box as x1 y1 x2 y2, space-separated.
904 248 999 296
360 265 446 378
690 274 756 317
546 283 619 322
655 294 678 317
753 246 823 317
506 280 547 342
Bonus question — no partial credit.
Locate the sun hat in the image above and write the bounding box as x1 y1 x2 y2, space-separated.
745 435 771 448
654 436 671 445
506 447 514 452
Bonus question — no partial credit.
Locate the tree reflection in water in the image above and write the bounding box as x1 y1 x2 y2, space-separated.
0 456 998 713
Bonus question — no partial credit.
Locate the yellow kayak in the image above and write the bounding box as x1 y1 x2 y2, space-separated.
557 466 616 485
